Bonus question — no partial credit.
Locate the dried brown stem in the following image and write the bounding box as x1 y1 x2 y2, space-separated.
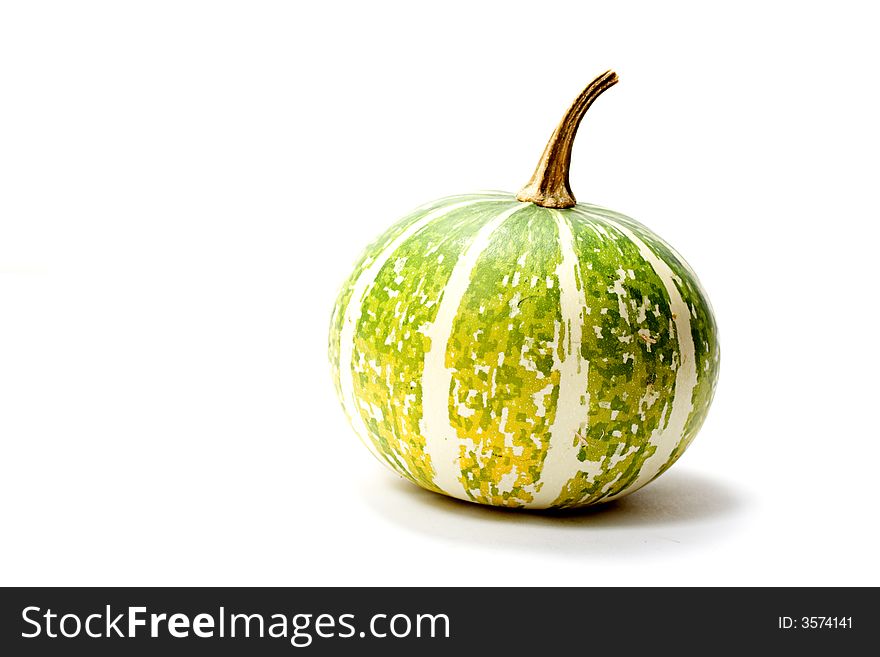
516 70 619 208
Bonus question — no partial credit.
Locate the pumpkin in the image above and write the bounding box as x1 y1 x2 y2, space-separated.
329 71 719 509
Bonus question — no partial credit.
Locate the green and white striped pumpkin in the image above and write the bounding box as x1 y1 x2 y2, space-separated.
328 72 719 509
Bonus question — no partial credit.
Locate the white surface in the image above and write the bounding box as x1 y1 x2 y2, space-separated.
1 1 878 586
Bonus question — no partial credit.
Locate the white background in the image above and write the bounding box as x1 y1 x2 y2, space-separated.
1 1 878 586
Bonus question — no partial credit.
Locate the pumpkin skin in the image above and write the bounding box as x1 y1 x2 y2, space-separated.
329 192 719 509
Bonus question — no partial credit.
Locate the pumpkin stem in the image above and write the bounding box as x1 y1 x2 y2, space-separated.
517 70 618 209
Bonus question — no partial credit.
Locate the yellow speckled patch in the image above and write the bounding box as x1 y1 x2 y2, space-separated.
446 205 562 506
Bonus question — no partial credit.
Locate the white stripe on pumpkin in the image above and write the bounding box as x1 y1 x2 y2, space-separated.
529 211 599 508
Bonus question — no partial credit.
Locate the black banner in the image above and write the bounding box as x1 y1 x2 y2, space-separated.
0 587 872 655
